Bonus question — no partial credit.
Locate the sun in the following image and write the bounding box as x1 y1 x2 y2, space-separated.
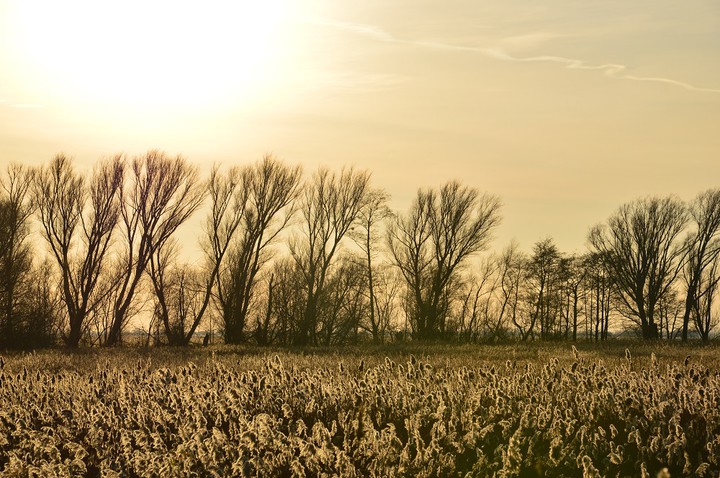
11 0 295 110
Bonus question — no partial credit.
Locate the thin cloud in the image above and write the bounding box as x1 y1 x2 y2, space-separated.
309 17 720 94
480 49 720 94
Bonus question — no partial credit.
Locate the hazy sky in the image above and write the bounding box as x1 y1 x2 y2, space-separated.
2 0 719 254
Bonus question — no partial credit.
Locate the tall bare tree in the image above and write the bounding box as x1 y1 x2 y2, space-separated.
34 155 123 347
457 257 498 342
269 257 306 345
350 188 391 343
145 164 245 345
693 255 720 340
367 264 401 342
316 254 368 345
494 242 527 340
0 164 37 345
291 166 371 345
146 156 301 346
251 273 276 346
526 238 562 340
106 151 204 346
589 196 687 339
681 189 720 341
147 239 206 345
388 181 501 340
559 254 586 341
217 156 302 344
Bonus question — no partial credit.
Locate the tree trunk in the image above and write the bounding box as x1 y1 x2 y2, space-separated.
681 287 694 342
66 315 83 348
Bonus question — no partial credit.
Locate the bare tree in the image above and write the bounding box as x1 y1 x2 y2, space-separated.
526 238 563 340
562 254 586 341
681 189 720 341
350 188 392 343
146 240 205 345
216 156 302 344
388 181 501 340
366 263 401 342
657 292 683 339
581 252 612 341
589 196 687 339
34 155 123 347
145 163 245 346
316 254 368 345
493 242 528 340
270 257 306 345
291 166 371 345
191 164 251 343
251 273 276 346
457 257 498 342
0 164 39 346
144 156 301 346
693 254 720 340
106 151 205 346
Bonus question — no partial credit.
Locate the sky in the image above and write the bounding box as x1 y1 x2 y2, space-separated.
1 0 719 255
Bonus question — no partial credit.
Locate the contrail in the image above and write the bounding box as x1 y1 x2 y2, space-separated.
308 17 720 94
479 48 720 93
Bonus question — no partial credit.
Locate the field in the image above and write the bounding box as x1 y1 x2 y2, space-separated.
1 343 720 477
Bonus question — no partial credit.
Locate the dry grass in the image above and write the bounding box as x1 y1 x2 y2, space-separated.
1 342 719 476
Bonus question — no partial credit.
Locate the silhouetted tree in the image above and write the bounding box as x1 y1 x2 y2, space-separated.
693 254 720 340
562 254 586 341
291 167 371 345
217 156 302 344
34 155 123 347
681 189 720 341
581 252 612 341
388 181 501 340
657 292 683 339
317 255 368 345
106 151 204 346
0 165 32 338
146 157 298 346
366 264 401 342
589 197 687 339
270 257 305 345
526 238 563 340
350 189 391 343
1 165 56 348
147 240 207 345
251 273 276 346
457 257 499 342
494 242 527 340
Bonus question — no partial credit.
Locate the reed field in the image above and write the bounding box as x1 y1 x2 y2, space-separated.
1 343 720 477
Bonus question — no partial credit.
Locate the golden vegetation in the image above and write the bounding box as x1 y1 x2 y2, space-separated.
0 345 719 476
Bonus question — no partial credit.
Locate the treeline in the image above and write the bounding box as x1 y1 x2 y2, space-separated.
0 151 718 349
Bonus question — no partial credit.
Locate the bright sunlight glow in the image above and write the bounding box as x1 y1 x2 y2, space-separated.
12 0 295 110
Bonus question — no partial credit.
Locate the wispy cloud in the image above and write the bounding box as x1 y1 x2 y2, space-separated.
307 17 720 94
479 49 720 94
